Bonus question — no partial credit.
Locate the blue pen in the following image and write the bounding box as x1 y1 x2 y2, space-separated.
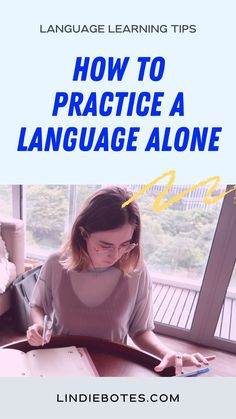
177 367 210 377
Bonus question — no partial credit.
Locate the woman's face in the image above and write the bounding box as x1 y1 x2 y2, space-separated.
85 223 135 269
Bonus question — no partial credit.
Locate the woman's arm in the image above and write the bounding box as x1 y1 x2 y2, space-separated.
26 305 46 346
31 305 45 326
27 256 55 346
132 330 215 373
132 330 173 358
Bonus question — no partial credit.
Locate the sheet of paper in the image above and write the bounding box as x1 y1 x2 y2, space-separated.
0 349 30 377
26 346 98 377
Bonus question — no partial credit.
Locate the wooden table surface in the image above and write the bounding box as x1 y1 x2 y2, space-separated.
2 335 175 377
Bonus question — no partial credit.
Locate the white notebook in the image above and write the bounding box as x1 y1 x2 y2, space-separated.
0 346 99 377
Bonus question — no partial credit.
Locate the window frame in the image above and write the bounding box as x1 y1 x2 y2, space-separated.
154 186 236 353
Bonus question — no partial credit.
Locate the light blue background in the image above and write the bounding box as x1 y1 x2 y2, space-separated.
1 3 236 418
1 0 235 184
1 377 236 419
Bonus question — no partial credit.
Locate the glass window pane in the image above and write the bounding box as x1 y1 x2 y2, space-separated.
0 185 12 217
214 263 236 342
135 184 225 330
25 185 70 258
75 185 102 215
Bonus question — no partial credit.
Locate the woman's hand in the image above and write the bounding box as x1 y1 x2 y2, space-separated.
154 351 216 375
26 323 51 346
132 330 215 375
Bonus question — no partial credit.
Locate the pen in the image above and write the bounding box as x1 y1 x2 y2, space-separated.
42 315 48 347
177 367 210 377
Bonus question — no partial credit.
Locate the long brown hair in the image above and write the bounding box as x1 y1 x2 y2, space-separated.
60 186 141 272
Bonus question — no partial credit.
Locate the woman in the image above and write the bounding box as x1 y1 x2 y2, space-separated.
27 185 215 373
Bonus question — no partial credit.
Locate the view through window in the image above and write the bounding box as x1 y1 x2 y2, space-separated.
135 184 225 330
25 185 100 257
0 185 13 218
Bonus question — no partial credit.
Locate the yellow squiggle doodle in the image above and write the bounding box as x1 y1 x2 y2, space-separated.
121 170 236 212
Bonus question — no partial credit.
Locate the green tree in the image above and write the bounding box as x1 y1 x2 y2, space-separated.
27 185 68 248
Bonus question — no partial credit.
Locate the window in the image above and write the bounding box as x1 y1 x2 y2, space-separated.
25 185 70 257
215 263 236 342
151 185 235 353
24 185 101 258
137 187 224 330
125 184 236 353
0 185 13 218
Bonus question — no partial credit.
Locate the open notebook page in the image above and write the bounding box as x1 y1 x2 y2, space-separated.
26 346 98 377
0 349 31 377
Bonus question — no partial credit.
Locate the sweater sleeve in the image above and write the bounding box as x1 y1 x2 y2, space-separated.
128 264 155 339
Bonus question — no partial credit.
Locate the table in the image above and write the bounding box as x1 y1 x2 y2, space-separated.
2 335 175 377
